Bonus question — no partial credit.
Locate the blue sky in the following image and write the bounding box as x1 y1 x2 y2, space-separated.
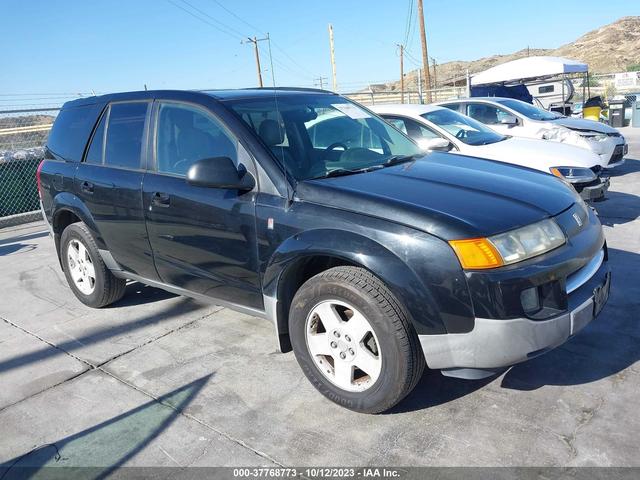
1 0 636 105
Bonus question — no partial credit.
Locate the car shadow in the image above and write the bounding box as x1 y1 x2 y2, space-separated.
605 156 640 177
106 282 178 308
386 368 495 414
0 242 37 256
594 190 640 226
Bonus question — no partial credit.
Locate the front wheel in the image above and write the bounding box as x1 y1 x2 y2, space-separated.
60 222 126 308
289 266 425 413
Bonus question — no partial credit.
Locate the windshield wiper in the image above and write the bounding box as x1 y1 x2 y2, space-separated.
314 165 383 179
383 154 419 167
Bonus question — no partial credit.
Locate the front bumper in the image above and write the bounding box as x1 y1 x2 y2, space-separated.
419 250 610 371
603 142 627 168
577 176 609 202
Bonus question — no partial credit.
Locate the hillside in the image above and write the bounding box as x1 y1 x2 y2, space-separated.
378 16 640 92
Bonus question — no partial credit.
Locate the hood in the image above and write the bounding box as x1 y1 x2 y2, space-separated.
470 137 602 171
550 116 618 134
296 153 577 240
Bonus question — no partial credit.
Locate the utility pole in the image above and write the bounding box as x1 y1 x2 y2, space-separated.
417 0 432 102
417 68 423 104
397 44 405 103
314 76 328 89
243 36 269 87
328 24 337 91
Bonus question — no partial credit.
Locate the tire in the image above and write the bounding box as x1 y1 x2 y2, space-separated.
60 222 126 308
289 266 425 413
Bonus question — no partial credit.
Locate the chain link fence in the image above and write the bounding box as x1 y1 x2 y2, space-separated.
0 108 58 228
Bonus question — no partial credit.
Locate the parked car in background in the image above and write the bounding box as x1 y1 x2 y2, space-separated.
438 97 628 169
371 104 609 202
39 88 610 413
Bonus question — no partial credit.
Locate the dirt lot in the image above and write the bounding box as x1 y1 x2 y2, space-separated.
0 128 639 470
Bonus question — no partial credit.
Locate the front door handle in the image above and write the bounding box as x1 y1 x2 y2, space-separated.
80 181 94 194
151 191 171 207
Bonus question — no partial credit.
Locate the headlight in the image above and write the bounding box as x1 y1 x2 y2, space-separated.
582 132 608 142
550 166 597 184
449 219 565 269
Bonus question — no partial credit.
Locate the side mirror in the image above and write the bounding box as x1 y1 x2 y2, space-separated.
500 115 518 126
186 157 255 191
417 137 453 152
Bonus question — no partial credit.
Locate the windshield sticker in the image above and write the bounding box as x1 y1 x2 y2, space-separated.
331 103 370 119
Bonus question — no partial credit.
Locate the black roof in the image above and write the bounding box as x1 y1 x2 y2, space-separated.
62 87 336 109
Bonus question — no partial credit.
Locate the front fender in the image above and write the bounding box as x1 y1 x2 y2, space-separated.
263 228 475 342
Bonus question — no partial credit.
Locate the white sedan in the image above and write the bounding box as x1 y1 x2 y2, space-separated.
371 103 609 201
436 97 627 169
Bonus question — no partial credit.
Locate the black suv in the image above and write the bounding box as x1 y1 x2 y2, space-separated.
39 89 611 413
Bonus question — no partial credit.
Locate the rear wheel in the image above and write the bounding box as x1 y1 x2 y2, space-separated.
60 222 126 308
289 266 424 413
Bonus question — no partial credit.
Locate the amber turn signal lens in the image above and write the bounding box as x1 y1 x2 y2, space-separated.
449 238 504 270
550 167 563 178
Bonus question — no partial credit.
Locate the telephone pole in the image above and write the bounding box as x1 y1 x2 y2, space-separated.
397 44 405 103
314 76 328 89
243 36 269 87
328 24 337 91
417 0 432 102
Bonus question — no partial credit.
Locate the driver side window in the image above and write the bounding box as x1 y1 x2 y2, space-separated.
466 103 511 125
156 102 238 176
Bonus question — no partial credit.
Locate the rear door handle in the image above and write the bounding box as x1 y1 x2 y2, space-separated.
151 191 170 207
80 181 94 194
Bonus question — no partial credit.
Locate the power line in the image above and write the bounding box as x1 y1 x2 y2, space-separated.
206 0 316 78
166 0 245 42
178 0 247 39
402 0 414 48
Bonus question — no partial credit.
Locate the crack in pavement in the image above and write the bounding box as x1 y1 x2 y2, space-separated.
0 308 217 409
559 396 607 459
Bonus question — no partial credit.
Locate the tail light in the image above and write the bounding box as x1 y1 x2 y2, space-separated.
36 160 45 199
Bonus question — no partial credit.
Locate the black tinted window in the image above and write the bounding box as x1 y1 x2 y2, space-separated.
85 110 107 164
47 104 102 162
105 102 148 169
156 103 237 176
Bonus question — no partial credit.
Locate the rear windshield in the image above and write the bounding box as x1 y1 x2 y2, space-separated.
47 103 103 162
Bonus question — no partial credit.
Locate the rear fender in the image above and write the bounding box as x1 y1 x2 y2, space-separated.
51 192 105 258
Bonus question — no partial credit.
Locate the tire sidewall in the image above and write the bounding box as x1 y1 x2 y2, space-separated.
290 275 410 413
60 224 106 307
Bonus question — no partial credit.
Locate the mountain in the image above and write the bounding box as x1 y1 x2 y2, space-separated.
378 16 640 92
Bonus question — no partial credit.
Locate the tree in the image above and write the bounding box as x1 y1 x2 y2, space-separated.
626 63 640 72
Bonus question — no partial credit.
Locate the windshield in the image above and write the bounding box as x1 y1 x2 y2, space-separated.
226 94 422 180
421 108 505 146
496 99 558 121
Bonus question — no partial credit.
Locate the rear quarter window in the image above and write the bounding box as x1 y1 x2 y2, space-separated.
46 103 103 162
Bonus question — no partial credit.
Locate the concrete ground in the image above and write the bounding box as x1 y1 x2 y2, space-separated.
1 128 639 470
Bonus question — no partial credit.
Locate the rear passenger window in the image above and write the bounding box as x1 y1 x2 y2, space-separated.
85 111 107 164
105 102 148 169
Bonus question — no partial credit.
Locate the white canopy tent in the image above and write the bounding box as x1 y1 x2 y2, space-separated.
470 56 588 86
